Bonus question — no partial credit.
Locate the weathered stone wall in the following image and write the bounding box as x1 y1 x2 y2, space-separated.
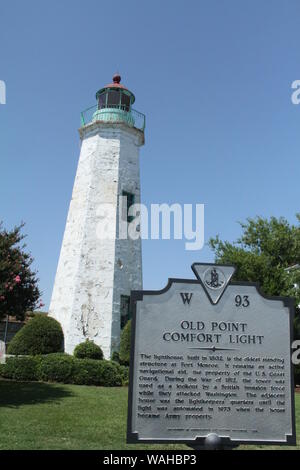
49 121 143 358
111 130 143 352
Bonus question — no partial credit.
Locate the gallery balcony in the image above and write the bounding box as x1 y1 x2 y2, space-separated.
80 104 146 132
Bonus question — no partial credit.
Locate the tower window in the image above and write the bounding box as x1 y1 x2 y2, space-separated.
122 191 135 223
121 92 130 111
98 93 106 109
107 90 120 107
120 295 131 329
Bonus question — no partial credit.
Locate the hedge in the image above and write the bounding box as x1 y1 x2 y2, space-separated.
0 354 124 386
37 353 74 383
97 360 123 387
71 359 123 386
73 339 103 360
0 356 40 381
7 314 64 356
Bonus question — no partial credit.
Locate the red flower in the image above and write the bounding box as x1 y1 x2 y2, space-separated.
15 275 21 283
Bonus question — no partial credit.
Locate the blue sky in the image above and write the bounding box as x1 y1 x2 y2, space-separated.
1 0 300 308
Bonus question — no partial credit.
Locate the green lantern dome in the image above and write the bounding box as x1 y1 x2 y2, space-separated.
92 74 136 126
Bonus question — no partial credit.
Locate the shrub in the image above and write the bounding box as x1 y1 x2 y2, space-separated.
295 364 300 386
73 339 103 360
98 361 123 387
0 354 123 387
119 320 131 365
111 351 120 363
71 358 97 385
37 354 122 387
7 314 64 356
0 356 40 381
119 365 129 385
71 359 122 386
37 353 74 383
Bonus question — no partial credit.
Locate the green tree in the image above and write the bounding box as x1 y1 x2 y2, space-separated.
0 222 41 321
209 215 300 336
119 320 131 365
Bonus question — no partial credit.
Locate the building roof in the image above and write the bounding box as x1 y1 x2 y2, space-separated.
95 74 135 104
104 73 128 90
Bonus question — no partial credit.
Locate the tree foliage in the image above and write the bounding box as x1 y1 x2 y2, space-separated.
0 222 41 321
119 320 131 365
209 215 300 337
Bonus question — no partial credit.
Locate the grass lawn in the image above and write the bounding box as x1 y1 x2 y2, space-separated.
0 380 299 450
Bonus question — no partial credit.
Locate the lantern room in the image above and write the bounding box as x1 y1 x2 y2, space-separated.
96 73 135 111
80 74 145 132
92 74 136 126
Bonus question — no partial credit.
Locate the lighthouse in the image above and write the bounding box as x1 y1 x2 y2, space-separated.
49 74 145 358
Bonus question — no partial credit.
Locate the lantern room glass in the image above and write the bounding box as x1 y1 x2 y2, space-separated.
98 89 131 112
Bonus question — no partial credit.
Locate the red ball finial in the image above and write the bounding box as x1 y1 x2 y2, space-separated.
113 73 121 84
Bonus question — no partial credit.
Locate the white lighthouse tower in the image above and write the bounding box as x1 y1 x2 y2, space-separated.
49 74 145 358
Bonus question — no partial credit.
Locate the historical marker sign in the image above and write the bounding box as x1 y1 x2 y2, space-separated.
127 263 296 447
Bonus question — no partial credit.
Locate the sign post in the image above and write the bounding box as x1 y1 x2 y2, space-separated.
0 340 6 365
127 263 296 448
